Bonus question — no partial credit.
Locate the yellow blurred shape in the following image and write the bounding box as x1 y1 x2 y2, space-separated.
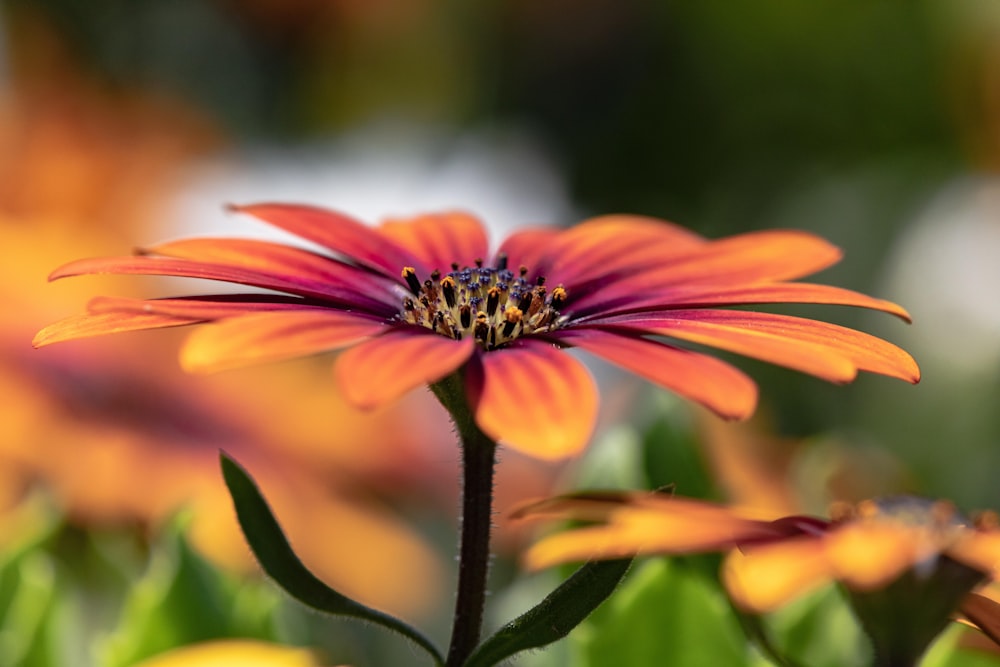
130 640 325 667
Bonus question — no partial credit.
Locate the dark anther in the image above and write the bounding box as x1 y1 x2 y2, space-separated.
475 320 489 342
459 304 472 328
517 291 534 313
451 262 460 271
474 258 484 268
551 286 568 310
496 253 508 271
403 297 416 311
441 276 457 308
402 267 422 295
536 276 546 286
519 265 529 277
502 308 522 337
486 287 500 316
431 269 441 281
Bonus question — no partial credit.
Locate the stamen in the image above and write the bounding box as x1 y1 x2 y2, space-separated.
502 308 523 337
517 291 533 313
397 258 567 350
441 276 457 308
486 287 500 317
551 286 568 310
402 267 422 295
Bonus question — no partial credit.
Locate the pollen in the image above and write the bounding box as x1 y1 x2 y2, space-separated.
397 259 568 350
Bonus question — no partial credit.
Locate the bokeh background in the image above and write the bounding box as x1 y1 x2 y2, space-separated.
2 1 999 665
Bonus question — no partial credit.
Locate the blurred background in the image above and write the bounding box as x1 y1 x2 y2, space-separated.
2 0 999 665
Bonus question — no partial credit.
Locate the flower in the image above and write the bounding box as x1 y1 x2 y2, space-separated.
515 493 1000 648
129 639 324 667
35 205 920 459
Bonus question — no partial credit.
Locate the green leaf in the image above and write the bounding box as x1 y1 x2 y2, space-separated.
464 558 632 667
575 558 751 667
220 452 444 667
762 584 867 667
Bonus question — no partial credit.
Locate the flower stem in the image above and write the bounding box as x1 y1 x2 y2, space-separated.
432 373 498 667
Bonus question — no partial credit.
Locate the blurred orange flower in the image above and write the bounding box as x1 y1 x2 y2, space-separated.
516 493 1000 632
0 47 446 618
36 205 919 459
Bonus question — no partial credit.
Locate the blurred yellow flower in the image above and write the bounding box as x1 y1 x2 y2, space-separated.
130 640 324 667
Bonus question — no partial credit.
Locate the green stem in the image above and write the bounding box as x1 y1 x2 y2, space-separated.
433 372 498 667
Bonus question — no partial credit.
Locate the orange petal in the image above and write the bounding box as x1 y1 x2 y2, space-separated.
335 327 474 409
555 328 758 420
722 537 834 612
823 522 928 590
377 211 490 274
520 495 785 569
33 311 198 347
229 202 415 277
948 531 1000 576
87 295 317 319
601 310 918 384
180 310 386 373
471 339 597 460
576 281 912 322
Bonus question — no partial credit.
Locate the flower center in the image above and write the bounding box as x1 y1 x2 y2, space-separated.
398 255 567 350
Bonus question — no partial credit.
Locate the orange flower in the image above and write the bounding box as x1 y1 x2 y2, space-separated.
516 493 1000 637
35 206 919 459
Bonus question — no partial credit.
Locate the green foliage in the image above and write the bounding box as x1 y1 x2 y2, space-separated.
573 558 750 666
97 518 278 667
219 452 445 666
465 558 632 667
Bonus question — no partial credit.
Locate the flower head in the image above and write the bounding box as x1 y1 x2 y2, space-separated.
35 205 920 458
515 492 1000 658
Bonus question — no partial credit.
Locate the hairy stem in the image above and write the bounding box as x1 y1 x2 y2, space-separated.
433 372 498 667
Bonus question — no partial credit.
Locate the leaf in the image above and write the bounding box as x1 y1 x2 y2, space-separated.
575 558 751 667
464 557 632 667
219 452 444 666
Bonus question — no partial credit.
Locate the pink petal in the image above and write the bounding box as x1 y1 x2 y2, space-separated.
376 211 491 274
565 229 843 313
546 215 707 287
467 338 597 459
229 203 417 277
587 309 919 383
180 310 387 373
87 295 325 320
494 227 561 281
146 237 400 302
335 327 475 409
574 282 913 322
553 327 758 420
49 256 397 317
